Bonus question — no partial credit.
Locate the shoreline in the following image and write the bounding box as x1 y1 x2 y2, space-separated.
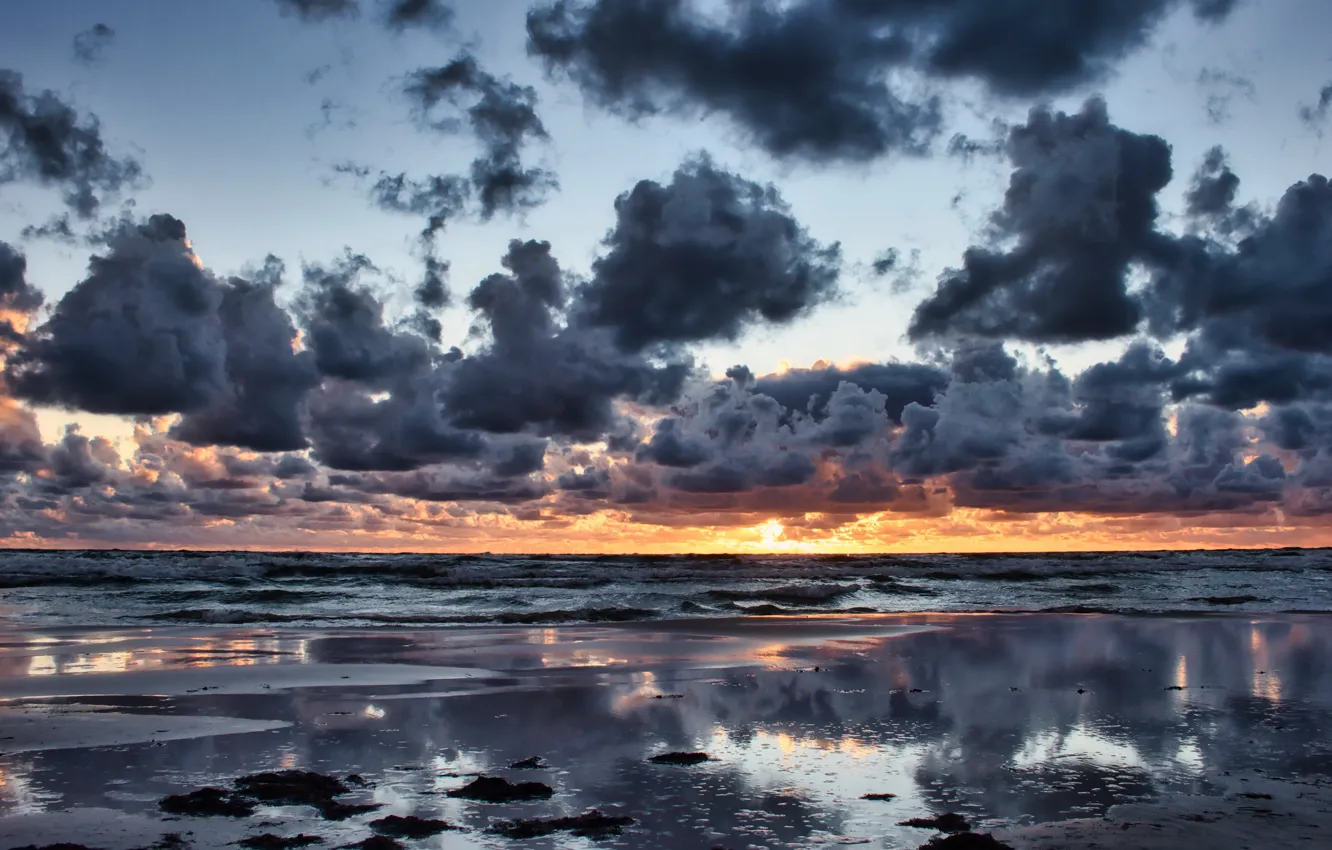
2 612 1331 848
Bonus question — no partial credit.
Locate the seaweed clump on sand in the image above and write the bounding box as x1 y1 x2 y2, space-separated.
234 770 379 821
368 816 458 838
918 834 1013 849
648 751 711 765
446 776 554 802
898 813 972 833
159 770 379 821
238 836 325 850
487 809 635 839
160 787 257 817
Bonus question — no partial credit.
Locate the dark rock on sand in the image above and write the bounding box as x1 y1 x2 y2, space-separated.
487 809 634 839
649 752 711 765
918 834 1013 849
861 792 897 801
237 835 324 850
446 776 554 802
337 839 402 850
508 756 545 769
899 813 972 833
368 816 458 838
160 787 257 818
343 775 371 787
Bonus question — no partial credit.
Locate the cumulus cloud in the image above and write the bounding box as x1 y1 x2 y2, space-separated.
526 0 1235 164
5 215 317 452
909 98 1174 343
0 69 145 217
572 156 842 351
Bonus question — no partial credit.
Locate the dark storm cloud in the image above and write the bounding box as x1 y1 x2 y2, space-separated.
72 24 115 67
526 0 1234 164
0 70 144 217
5 215 317 453
753 361 947 425
1149 173 1332 355
402 53 557 221
272 0 360 23
441 239 691 440
526 0 941 163
0 241 44 335
909 98 1174 343
296 251 430 382
171 267 322 453
573 156 842 351
1299 82 1332 135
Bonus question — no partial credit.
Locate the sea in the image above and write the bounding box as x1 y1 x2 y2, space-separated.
2 548 1332 628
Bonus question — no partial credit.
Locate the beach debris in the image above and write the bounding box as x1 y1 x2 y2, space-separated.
1165 685 1185 691
233 770 379 820
898 813 972 833
508 756 546 769
917 834 1013 849
336 839 402 850
235 770 349 806
446 776 554 802
160 770 379 821
908 688 925 694
237 835 324 850
160 787 257 818
648 752 711 765
861 793 897 801
652 694 685 699
368 816 459 838
487 809 635 839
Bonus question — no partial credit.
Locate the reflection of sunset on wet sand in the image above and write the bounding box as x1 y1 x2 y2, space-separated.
3 614 1331 847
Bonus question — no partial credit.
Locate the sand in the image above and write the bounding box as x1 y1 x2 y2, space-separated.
0 613 1329 849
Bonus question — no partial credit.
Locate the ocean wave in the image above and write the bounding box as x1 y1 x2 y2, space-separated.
707 583 860 604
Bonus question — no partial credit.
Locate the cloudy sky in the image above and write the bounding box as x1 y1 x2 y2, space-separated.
2 0 1331 554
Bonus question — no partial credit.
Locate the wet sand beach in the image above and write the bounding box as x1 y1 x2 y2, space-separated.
1 613 1330 848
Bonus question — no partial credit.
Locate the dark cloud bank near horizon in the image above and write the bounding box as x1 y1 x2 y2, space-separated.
4 0 1332 543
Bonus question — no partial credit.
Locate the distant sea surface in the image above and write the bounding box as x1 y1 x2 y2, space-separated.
2 548 1331 628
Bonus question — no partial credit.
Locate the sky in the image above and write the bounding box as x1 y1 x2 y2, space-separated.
1 0 1332 554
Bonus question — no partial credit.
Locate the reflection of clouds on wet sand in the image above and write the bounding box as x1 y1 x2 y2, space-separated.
0 615 1330 847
